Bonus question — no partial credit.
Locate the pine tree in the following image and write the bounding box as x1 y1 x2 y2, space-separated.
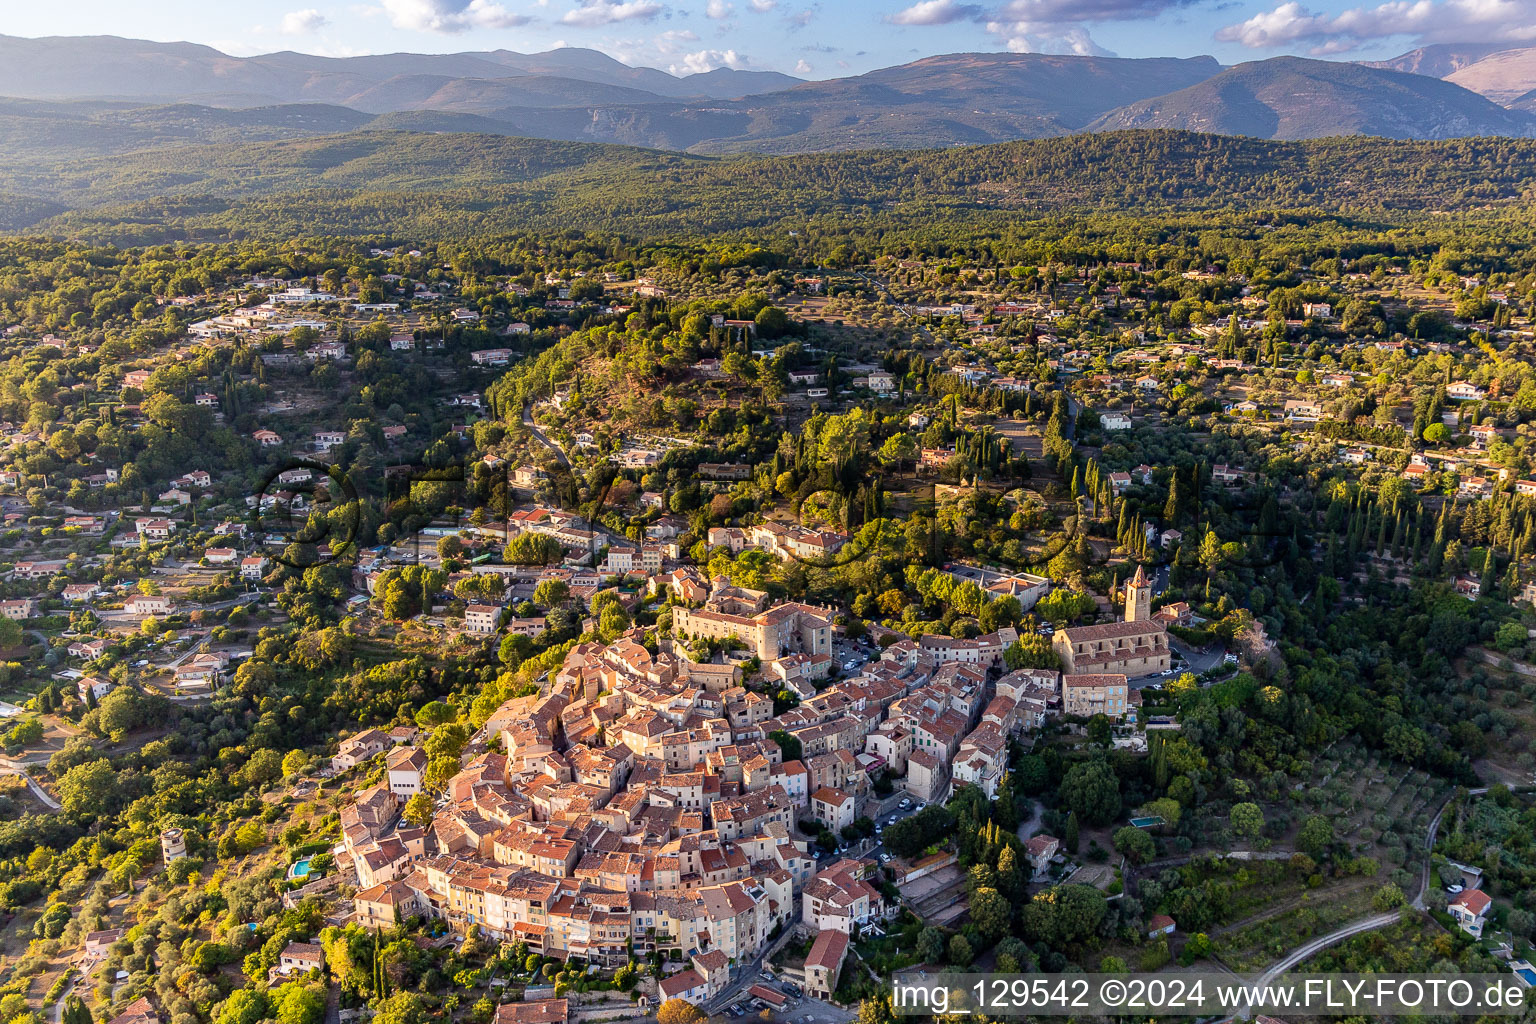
62 996 91 1024
1151 734 1169 790
1064 811 1080 854
1164 475 1181 524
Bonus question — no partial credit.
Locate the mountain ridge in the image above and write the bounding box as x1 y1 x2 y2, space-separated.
1 35 1535 156
1089 57 1535 140
0 34 802 105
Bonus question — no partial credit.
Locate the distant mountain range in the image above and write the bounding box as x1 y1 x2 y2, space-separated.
0 35 803 106
0 33 1535 162
1089 57 1533 141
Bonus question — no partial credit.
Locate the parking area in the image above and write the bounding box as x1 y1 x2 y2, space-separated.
722 982 853 1024
718 974 853 1024
817 796 929 870
832 635 876 676
1128 638 1229 688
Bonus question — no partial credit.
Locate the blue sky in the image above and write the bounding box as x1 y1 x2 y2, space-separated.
9 0 1535 78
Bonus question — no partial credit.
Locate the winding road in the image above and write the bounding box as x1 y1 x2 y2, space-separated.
1241 786 1486 1007
0 754 62 811
521 404 571 468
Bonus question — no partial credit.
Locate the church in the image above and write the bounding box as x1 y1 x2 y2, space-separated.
1052 566 1171 676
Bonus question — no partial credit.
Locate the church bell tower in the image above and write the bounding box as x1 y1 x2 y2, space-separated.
1125 564 1152 623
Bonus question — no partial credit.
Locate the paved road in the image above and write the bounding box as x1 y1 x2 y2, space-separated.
0 757 62 811
1127 639 1226 689
1175 639 1228 678
1242 786 1486 1006
706 950 772 1014
50 973 77 1023
521 404 571 468
1255 911 1400 986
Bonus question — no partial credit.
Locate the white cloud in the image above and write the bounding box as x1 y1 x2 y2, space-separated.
1058 26 1112 53
654 27 701 50
561 0 665 25
705 0 733 17
670 47 748 73
953 0 1193 53
280 8 330 33
1217 0 1536 53
984 18 1114 53
994 0 1195 18
888 0 981 25
747 0 776 10
794 58 812 73
379 0 532 31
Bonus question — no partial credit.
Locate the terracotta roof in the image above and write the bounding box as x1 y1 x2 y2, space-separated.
1063 673 1128 688
659 969 706 999
1451 889 1491 915
495 1000 569 1024
805 928 849 971
1060 619 1167 643
1024 834 1058 856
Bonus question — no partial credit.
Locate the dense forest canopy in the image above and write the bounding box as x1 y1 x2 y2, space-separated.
8 130 1536 243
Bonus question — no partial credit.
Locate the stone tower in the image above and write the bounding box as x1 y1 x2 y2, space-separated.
1125 564 1152 623
161 827 187 863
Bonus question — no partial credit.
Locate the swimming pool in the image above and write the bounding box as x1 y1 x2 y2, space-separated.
288 858 312 880
1129 815 1166 828
1516 967 1536 987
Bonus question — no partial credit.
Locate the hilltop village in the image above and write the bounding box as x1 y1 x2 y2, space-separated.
0 234 1534 1024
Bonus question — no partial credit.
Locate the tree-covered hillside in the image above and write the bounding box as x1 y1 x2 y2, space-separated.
12 130 1536 243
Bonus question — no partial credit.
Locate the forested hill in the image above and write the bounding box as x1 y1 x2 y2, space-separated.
16 129 1536 243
